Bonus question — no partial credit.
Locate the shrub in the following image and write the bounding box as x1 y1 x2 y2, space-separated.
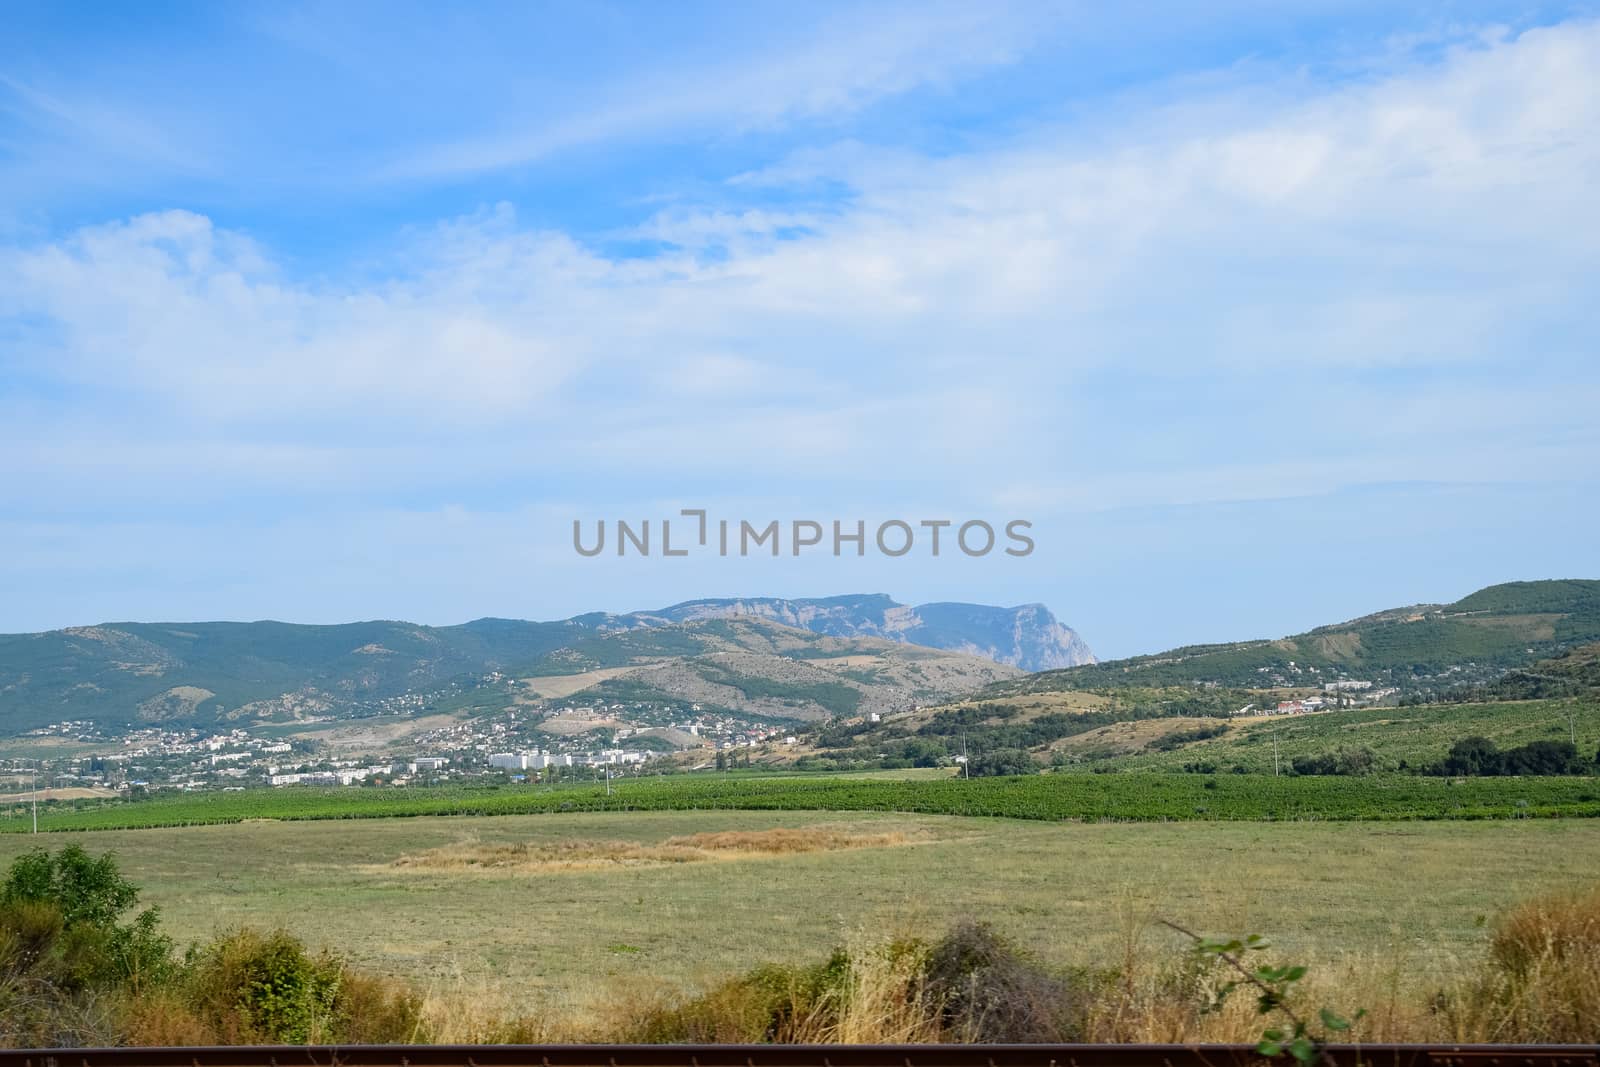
1490 886 1600 978
923 921 1088 1042
332 969 430 1044
623 938 943 1045
183 930 342 1043
1290 746 1379 776
181 929 426 1044
622 954 851 1043
1470 886 1600 1042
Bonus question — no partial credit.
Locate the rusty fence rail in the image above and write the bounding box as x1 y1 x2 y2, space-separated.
0 1045 1596 1067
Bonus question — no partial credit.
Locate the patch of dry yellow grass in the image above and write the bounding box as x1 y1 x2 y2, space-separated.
390 826 929 873
662 827 922 853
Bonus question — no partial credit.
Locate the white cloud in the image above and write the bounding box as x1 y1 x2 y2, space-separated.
5 208 593 423
0 74 215 180
3 19 1597 517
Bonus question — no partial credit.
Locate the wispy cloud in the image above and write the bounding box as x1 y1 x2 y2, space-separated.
381 3 1041 181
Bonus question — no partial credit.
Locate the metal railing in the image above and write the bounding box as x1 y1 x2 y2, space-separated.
0 1045 1596 1067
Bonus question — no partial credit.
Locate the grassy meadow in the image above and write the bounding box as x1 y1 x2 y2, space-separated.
4 809 1599 1022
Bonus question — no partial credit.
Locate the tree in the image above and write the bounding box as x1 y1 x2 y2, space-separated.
1290 753 1337 776
900 738 948 767
966 749 1039 778
1 844 172 987
1500 740 1581 776
4 844 139 931
1432 736 1587 777
1439 736 1501 776
1334 746 1378 776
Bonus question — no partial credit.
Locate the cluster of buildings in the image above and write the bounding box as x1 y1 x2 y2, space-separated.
1270 697 1330 715
1236 682 1401 717
3 726 305 794
8 685 800 799
267 756 451 786
23 719 104 741
487 749 652 771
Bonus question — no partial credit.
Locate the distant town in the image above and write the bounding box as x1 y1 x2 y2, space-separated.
0 699 801 803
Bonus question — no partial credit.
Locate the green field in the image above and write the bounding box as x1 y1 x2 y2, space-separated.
5 769 1600 834
3 809 1597 1014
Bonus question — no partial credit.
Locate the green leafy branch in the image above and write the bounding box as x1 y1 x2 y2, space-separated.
1160 919 1364 1066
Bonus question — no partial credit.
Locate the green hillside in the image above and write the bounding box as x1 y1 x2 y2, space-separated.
1453 640 1600 701
5 580 1592 737
1060 698 1599 775
0 614 1018 734
1005 579 1600 694
0 619 577 733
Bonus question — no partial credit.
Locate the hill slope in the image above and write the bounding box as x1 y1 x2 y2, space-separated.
0 605 1029 733
0 618 580 732
1003 579 1600 695
525 617 1020 721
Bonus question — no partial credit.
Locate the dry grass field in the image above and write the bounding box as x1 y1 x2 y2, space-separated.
3 809 1598 1025
0 785 117 804
519 666 637 699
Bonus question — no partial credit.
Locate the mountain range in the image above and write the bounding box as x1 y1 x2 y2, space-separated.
573 594 1094 671
7 581 1592 737
0 596 1088 733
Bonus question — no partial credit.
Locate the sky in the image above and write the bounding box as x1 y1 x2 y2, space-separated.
1 1 1597 659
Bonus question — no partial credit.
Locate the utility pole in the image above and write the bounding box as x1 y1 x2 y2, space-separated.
605 764 612 796
1273 728 1281 778
961 731 970 780
31 761 38 834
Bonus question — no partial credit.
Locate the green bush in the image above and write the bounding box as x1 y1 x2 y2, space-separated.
1 844 172 990
181 929 425 1044
1290 746 1380 777
0 846 174 1046
0 846 426 1048
185 930 342 1043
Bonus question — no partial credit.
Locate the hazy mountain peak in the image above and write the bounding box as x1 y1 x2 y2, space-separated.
635 594 1094 672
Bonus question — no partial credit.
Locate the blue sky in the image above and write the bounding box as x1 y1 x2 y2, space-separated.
2 1 1597 658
